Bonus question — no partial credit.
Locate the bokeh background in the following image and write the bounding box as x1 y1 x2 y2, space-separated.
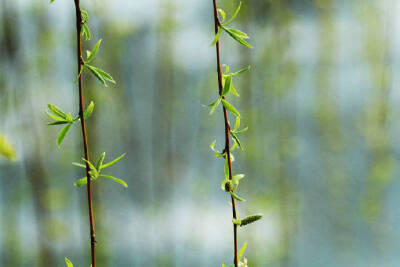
1 0 400 266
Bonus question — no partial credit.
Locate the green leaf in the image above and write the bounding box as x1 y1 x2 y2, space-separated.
231 65 251 76
48 104 67 119
65 258 73 267
100 153 126 169
235 127 248 135
222 26 253 48
204 97 222 115
224 154 230 179
211 26 222 46
230 132 242 150
232 174 245 188
99 174 128 188
81 158 97 171
226 28 249 39
49 0 55 3
85 65 105 86
221 99 240 117
240 214 263 226
81 10 89 23
74 67 83 84
57 123 72 147
222 2 242 26
234 117 240 131
81 24 91 41
230 191 246 202
222 64 230 74
74 177 89 187
0 135 17 161
86 39 102 63
84 101 94 119
85 64 115 86
47 121 69 125
218 8 226 22
96 152 106 170
222 75 232 96
238 242 248 261
72 162 86 168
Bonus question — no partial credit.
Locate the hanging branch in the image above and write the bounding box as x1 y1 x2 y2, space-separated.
47 1 126 266
206 1 262 266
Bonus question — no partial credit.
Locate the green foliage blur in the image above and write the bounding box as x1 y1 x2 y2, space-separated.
1 0 400 266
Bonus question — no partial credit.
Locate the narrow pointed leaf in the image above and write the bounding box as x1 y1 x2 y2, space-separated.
234 117 240 131
222 27 253 48
221 99 240 117
96 152 106 170
81 158 96 171
231 65 251 76
218 8 226 22
211 26 222 46
100 175 128 188
230 191 246 202
100 153 126 169
222 2 242 26
85 64 106 86
47 121 69 125
238 241 248 261
95 67 116 84
240 214 263 226
222 75 232 96
86 39 102 63
81 24 91 40
231 132 242 150
84 101 94 119
72 162 86 168
48 104 67 119
57 123 72 147
65 258 73 267
236 127 248 134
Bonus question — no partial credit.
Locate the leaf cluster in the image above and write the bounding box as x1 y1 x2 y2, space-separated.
73 152 127 188
46 102 94 147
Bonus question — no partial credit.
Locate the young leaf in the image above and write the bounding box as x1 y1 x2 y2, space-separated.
234 117 240 131
85 64 106 86
48 104 67 119
204 97 222 115
100 153 126 169
65 258 73 267
81 158 97 172
94 67 116 84
99 174 128 188
222 75 232 96
232 174 245 188
72 162 86 168
222 2 242 26
230 132 242 150
218 8 226 22
222 27 253 48
211 26 222 46
239 214 263 226
74 177 89 187
84 101 95 119
230 191 246 202
47 121 69 125
231 65 251 76
226 28 249 39
74 67 83 84
81 10 89 23
57 123 72 147
96 152 106 170
221 99 240 117
235 127 248 134
224 154 230 179
81 24 91 41
86 39 102 63
238 241 248 261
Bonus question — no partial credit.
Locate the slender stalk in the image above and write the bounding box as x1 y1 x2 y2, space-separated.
212 0 238 266
74 0 96 266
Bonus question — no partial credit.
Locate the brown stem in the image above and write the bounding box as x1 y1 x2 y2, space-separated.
212 0 238 266
74 1 96 266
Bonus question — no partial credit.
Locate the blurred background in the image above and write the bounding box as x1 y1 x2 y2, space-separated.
1 0 400 266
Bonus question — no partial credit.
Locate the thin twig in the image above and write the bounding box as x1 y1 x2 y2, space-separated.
73 0 96 266
212 0 238 266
